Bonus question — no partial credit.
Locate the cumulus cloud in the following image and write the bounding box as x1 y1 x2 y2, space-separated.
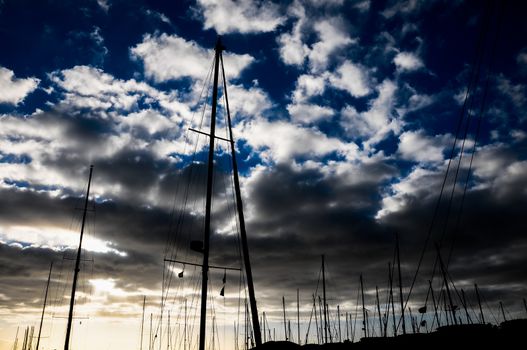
287 63 370 124
277 2 309 66
131 33 254 82
236 118 358 163
328 61 371 97
224 83 273 120
50 65 153 111
398 129 452 163
196 0 285 34
0 67 40 105
340 80 401 149
496 75 526 116
97 0 110 12
277 4 354 72
287 73 332 124
381 0 423 19
308 18 355 72
291 74 327 103
287 103 334 124
393 51 424 72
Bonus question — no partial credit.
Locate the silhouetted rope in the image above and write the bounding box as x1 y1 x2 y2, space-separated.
398 0 495 330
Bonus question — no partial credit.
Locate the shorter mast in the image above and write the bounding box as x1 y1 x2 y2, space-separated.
360 274 367 338
313 294 320 344
461 289 472 324
12 326 19 350
375 286 382 337
36 262 53 350
499 301 506 322
437 246 457 325
262 312 266 343
297 289 300 345
474 284 485 324
321 255 328 343
429 280 440 328
149 314 153 350
282 296 288 340
337 305 341 342
140 296 146 350
395 233 406 335
388 262 396 337
184 299 187 350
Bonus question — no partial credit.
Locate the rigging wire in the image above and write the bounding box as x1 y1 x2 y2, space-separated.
399 0 503 330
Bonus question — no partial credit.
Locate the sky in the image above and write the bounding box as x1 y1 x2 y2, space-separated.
1 0 527 349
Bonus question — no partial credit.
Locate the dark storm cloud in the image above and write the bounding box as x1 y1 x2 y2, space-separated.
213 142 527 318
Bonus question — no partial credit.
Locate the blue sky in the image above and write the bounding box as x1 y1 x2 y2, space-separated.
1 0 527 349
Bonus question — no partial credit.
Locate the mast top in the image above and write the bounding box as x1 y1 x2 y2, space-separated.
215 36 225 52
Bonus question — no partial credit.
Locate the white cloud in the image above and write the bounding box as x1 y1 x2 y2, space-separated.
0 67 40 105
355 0 371 11
291 74 327 103
287 103 334 124
381 0 421 19
393 51 424 72
236 118 358 163
277 5 354 71
340 80 401 149
226 83 273 120
398 129 452 163
328 61 370 97
510 129 527 142
50 65 192 123
308 19 355 72
51 65 154 112
131 33 254 82
277 2 309 66
287 73 334 124
376 166 435 219
497 75 526 115
97 0 110 12
0 225 126 256
196 0 285 34
119 109 173 135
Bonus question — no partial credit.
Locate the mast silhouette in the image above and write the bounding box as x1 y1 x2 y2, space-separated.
220 44 262 347
388 262 396 336
321 255 328 343
375 286 382 337
360 273 368 338
395 233 406 334
297 289 300 345
475 283 485 324
437 245 457 325
140 296 146 350
282 296 287 340
64 165 93 350
429 280 440 328
36 262 53 350
198 36 221 350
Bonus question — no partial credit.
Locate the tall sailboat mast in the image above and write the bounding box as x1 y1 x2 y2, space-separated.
36 262 53 350
198 36 262 350
64 165 94 350
220 46 262 347
198 37 222 350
